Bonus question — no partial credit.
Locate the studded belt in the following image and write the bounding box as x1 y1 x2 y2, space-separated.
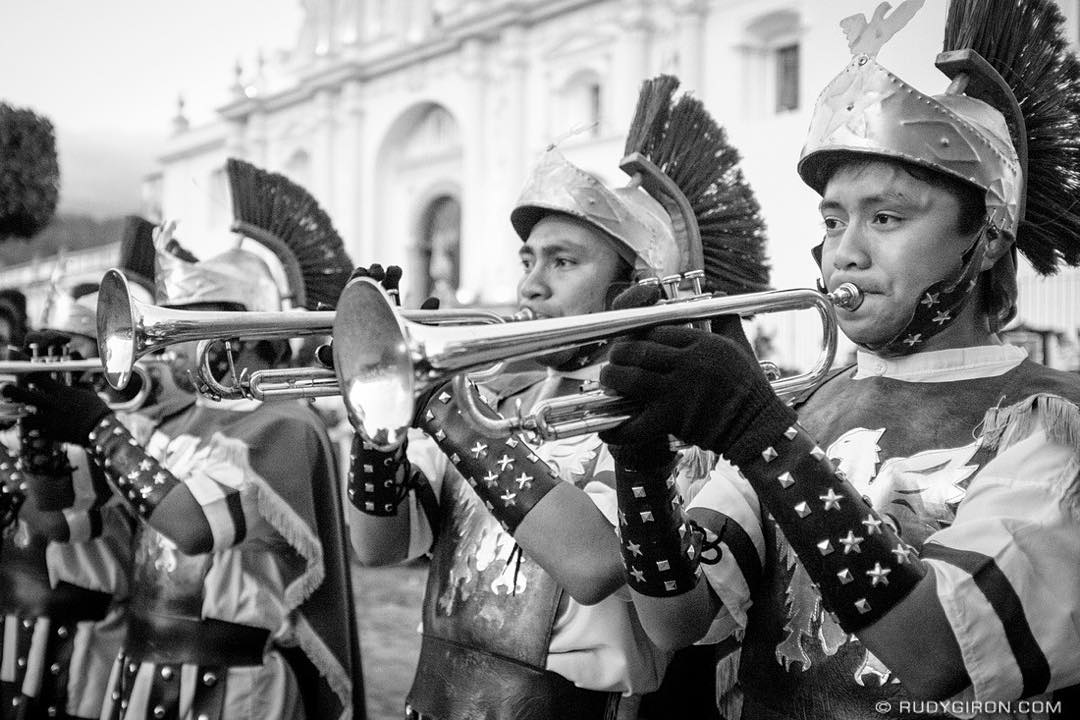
123 610 269 667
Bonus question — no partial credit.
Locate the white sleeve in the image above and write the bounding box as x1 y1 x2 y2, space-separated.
686 458 765 643
922 420 1080 701
402 428 450 561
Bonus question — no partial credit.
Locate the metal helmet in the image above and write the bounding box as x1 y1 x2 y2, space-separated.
510 148 681 280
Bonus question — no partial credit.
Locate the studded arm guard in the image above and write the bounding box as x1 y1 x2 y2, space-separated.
0 444 26 530
733 424 925 632
418 384 560 535
86 414 181 521
613 449 704 596
347 434 411 516
20 423 75 512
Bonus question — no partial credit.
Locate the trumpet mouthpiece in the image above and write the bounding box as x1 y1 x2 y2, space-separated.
829 282 863 311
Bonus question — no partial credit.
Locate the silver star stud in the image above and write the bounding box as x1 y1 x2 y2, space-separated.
153 472 167 485
127 470 140 481
515 472 533 489
138 459 152 472
820 488 842 511
866 563 891 587
139 485 153 499
627 541 642 557
920 292 939 307
482 471 499 487
497 454 514 471
630 567 646 583
931 310 952 326
470 442 488 458
499 490 517 506
618 508 627 526
839 530 864 554
903 333 923 347
862 514 883 535
892 543 913 564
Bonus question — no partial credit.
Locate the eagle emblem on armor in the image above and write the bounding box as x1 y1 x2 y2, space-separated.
775 426 979 685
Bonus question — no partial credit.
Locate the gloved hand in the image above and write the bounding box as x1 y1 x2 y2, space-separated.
350 264 404 305
24 330 74 358
1 377 112 446
599 326 796 467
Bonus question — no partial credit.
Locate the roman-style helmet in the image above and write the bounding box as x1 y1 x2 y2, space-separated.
511 76 770 296
799 0 1080 354
155 158 353 312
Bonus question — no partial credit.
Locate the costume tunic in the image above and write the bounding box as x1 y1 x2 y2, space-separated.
98 398 358 720
369 364 669 707
686 346 1080 719
0 441 132 720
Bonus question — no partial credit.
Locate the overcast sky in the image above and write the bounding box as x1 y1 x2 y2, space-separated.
1 0 301 217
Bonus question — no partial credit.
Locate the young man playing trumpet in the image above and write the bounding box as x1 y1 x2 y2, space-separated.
599 1 1080 716
346 76 769 720
4 227 362 720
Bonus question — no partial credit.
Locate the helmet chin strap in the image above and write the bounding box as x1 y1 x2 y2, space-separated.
812 224 992 357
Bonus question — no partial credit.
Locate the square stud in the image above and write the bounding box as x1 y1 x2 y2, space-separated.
438 392 452 404
777 472 795 489
837 568 854 585
664 580 678 592
794 501 812 518
810 446 825 461
854 598 871 614
761 446 778 463
817 539 834 556
632 486 646 498
783 426 798 440
656 559 671 572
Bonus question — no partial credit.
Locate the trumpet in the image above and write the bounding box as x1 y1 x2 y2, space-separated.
331 277 863 450
97 268 523 402
0 357 154 420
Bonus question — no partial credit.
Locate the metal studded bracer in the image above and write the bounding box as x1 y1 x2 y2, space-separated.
0 444 26 530
614 453 704 596
87 414 180 521
738 423 925 631
347 434 411 516
418 383 560 535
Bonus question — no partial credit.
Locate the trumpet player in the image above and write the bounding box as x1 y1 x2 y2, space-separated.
0 271 152 719
345 72 771 720
599 0 1080 715
4 230 361 720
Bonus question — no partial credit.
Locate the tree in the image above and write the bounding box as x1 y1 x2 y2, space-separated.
0 102 60 242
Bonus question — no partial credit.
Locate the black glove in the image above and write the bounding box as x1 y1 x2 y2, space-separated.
1 377 112 446
599 326 796 467
351 264 404 305
24 330 73 357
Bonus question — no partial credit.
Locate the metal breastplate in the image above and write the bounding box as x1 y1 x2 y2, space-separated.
739 360 1080 720
420 469 562 667
129 525 213 619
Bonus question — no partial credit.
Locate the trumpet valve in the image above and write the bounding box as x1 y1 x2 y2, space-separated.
660 274 683 300
683 269 706 297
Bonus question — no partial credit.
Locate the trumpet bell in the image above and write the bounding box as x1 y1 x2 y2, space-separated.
97 269 138 390
332 278 416 451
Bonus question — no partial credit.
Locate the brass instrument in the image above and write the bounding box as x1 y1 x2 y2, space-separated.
97 268 521 402
331 277 863 450
0 357 154 419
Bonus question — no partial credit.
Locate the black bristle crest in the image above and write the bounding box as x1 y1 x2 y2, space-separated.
225 158 354 309
119 215 158 288
945 0 1080 275
626 76 770 294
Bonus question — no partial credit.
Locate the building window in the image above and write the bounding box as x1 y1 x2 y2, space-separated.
555 70 605 139
419 195 461 305
775 43 799 112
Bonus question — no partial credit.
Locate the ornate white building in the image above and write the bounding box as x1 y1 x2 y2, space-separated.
132 0 1080 370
